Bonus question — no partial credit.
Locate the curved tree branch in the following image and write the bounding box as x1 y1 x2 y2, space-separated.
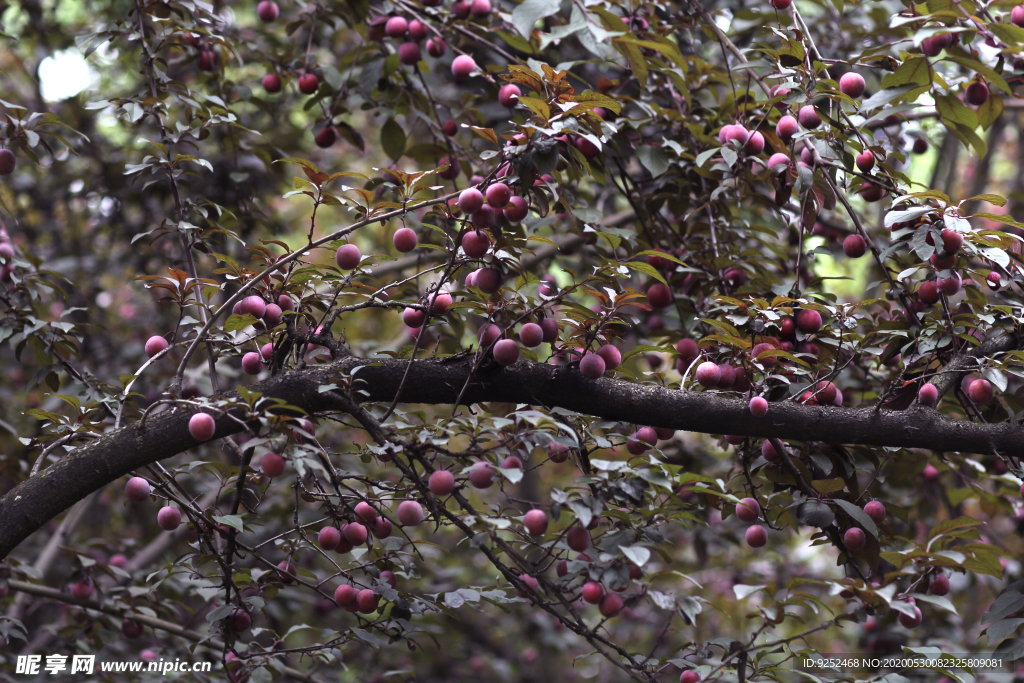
3 350 1023 560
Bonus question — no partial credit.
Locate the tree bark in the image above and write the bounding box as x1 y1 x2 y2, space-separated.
1 351 1022 560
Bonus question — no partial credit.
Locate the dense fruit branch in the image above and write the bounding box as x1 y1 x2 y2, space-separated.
2 349 1022 560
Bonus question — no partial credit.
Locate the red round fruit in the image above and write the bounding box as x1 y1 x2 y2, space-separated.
929 574 950 596
334 584 357 606
775 115 798 142
745 525 768 548
596 345 621 370
486 182 512 207
374 517 392 538
356 589 379 614
262 74 281 93
504 195 529 222
145 335 169 358
941 229 963 254
839 72 866 98
796 309 822 333
524 509 548 536
856 150 875 172
157 506 181 530
844 527 866 551
579 352 606 379
354 502 377 524
429 469 455 496
471 0 491 16
459 187 484 214
451 55 477 82
646 283 672 309
864 501 886 524
71 579 94 600
298 73 319 94
257 1 279 22
197 50 216 71
918 383 938 406
540 318 559 343
335 244 360 270
276 560 296 583
749 396 769 417
122 618 144 639
462 230 490 258
582 581 604 604
402 307 426 328
968 378 994 403
575 136 599 159
766 153 791 172
743 131 765 155
241 351 262 375
770 0 792 7
498 84 521 108
762 440 780 461
478 323 502 348
695 362 721 387
680 671 701 683
261 452 286 478
599 592 623 617
938 273 961 296
1014 5 1024 27
566 525 591 552
443 119 457 136
918 281 940 305
519 323 543 348
426 38 447 58
398 42 421 65
319 526 341 550
493 338 520 366
393 227 418 253
736 497 760 522
429 291 452 314
899 605 923 629
676 338 698 360
843 234 867 258
231 609 252 632
965 81 989 106
860 182 885 202
408 19 428 41
343 522 368 545
798 105 822 129
396 500 425 526
988 271 1002 290
385 16 408 38
469 462 494 489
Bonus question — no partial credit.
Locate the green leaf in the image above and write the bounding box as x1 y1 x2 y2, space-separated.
213 515 244 533
733 584 766 599
880 56 932 89
623 260 666 285
636 145 669 177
224 313 259 332
381 118 406 161
511 0 561 39
834 499 879 538
935 94 977 129
621 545 651 566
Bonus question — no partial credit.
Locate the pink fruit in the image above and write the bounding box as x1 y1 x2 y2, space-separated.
929 574 950 596
524 509 548 535
501 455 523 470
596 345 621 370
646 283 672 309
197 50 216 71
493 339 520 366
796 309 822 333
343 522 368 544
844 527 866 551
486 182 512 208
471 0 491 16
430 291 452 314
385 16 408 37
923 463 940 481
579 352 606 379
856 150 875 172
0 149 16 175
298 73 318 94
157 506 181 530
676 338 698 360
540 318 559 343
743 131 765 155
695 362 722 387
965 81 989 106
109 555 128 568
334 584 357 606
504 195 529 222
408 19 428 41
71 579 94 600
231 609 252 632
864 501 885 524
257 0 280 22
582 581 604 604
241 352 262 375
918 281 940 305
397 500 425 526
941 229 963 254
717 364 736 388
357 589 379 614
843 234 867 258
318 526 341 550
462 230 490 258
475 267 501 294
478 323 502 348
429 469 455 496
126 476 151 503
393 227 418 252
839 72 866 98
599 592 623 617
240 296 267 318
775 115 799 141
314 126 336 148
770 0 792 7
451 55 477 82
261 452 286 477
566 525 591 552
1014 5 1024 27
398 42 421 65
766 152 791 171
354 502 377 524
145 335 169 357
575 137 599 159
968 378 994 403
918 383 938 406
459 187 484 214
860 182 885 202
899 605 922 628
680 671 701 683
749 396 768 417
938 273 961 295
798 105 822 129
469 462 494 489
426 37 447 58
988 272 1002 290
745 525 767 548
498 84 521 108
403 307 426 328
516 574 539 597
736 497 760 522
374 517 392 538
263 303 282 327
520 323 544 348
277 560 296 583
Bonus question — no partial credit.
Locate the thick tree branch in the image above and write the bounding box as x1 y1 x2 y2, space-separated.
2 351 1024 560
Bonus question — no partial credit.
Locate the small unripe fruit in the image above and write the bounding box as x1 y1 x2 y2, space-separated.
856 503 884 528
843 234 867 258
126 476 151 503
968 378 994 403
426 37 447 58
844 527 866 551
451 55 477 82
855 150 875 172
493 339 520 366
71 579 94 600
486 182 512 207
798 105 822 129
157 506 181 530
298 73 319 94
357 589 379 614
257 1 279 22
385 16 409 38
745 525 768 548
796 309 822 333
918 383 938 406
242 352 262 375
0 149 16 175
929 574 950 596
646 283 672 309
839 72 865 98
566 525 591 552
749 396 769 417
775 115 798 142
498 84 521 108
592 345 620 371
398 42 421 65
393 227 418 252
696 362 722 387
318 526 341 550
145 335 169 358
397 500 425 526
582 581 604 604
579 352 606 379
599 592 623 617
965 81 989 106
469 462 494 489
524 509 548 535
736 497 760 522
520 323 543 348
261 452 286 477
